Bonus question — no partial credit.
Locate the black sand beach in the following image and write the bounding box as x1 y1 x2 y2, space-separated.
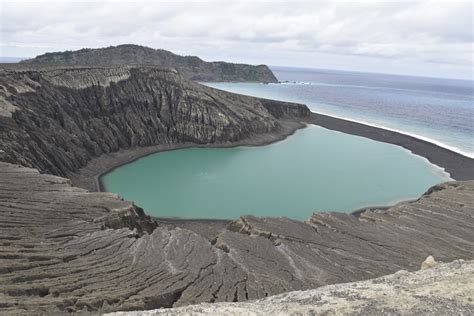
306 112 473 181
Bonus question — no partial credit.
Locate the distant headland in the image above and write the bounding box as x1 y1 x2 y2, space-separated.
20 44 278 83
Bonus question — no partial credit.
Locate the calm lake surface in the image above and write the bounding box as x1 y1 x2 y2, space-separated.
102 126 450 220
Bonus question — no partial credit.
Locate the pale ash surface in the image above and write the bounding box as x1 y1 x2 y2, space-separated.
109 259 474 316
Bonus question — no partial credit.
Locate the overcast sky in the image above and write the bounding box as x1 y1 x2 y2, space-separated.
1 0 473 80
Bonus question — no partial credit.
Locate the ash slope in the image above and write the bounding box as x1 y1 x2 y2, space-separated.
0 65 307 177
20 44 278 83
0 161 473 314
109 259 474 316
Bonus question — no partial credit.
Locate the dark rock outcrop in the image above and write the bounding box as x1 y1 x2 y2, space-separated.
20 44 279 83
0 65 308 177
0 161 472 314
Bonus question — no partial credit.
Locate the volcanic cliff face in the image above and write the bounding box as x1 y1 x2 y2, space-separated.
0 65 308 177
20 44 279 83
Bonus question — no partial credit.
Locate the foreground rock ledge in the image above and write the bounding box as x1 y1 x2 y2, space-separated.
108 259 474 315
0 161 473 314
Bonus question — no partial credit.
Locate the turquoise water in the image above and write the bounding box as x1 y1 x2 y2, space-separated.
101 126 450 220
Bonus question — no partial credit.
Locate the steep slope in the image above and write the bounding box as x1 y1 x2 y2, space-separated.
0 161 472 314
0 65 308 177
20 44 278 83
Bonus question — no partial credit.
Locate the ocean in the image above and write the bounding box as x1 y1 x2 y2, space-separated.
206 66 474 158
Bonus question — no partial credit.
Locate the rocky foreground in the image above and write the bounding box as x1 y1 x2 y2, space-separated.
0 160 472 314
109 259 474 315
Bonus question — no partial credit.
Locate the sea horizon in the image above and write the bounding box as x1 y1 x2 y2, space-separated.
205 66 474 159
270 65 474 83
2 55 472 82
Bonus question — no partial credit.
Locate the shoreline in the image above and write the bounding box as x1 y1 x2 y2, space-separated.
305 112 473 181
70 111 473 199
306 109 473 159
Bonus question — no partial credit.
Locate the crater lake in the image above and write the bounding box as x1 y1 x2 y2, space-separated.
101 125 450 220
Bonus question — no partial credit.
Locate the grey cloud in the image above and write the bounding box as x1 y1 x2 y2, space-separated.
0 0 472 79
